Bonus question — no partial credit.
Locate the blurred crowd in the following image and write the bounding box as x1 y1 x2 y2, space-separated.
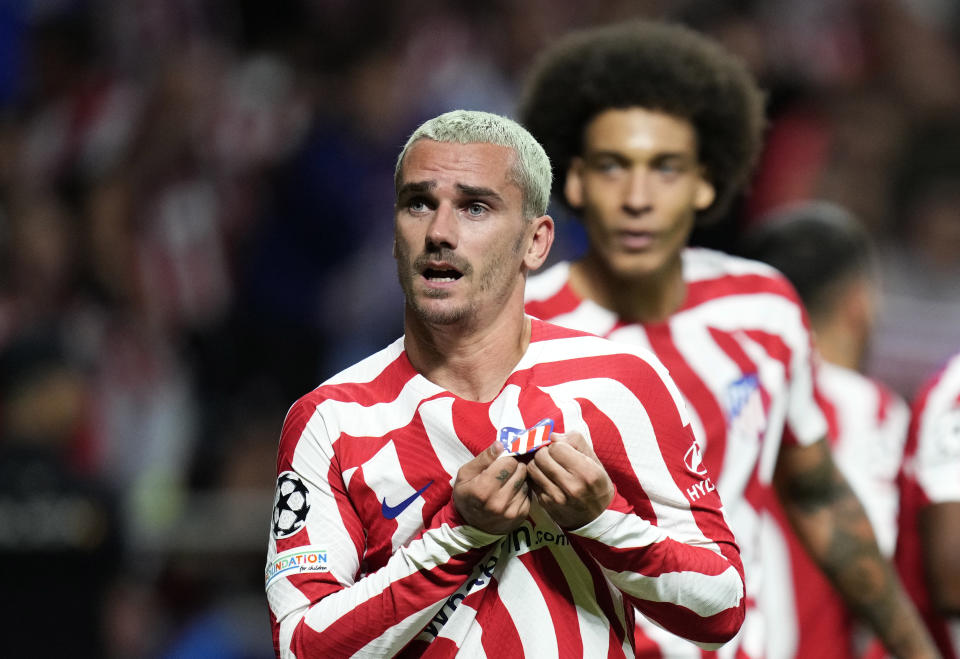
0 0 958 657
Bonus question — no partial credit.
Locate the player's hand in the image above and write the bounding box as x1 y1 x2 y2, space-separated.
527 431 614 529
453 441 531 535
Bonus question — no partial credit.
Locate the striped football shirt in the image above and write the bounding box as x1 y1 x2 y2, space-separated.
266 318 745 658
525 248 828 659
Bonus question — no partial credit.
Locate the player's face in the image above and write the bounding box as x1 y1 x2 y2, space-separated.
394 139 548 327
566 108 716 283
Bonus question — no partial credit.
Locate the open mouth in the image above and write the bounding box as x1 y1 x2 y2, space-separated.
422 266 463 283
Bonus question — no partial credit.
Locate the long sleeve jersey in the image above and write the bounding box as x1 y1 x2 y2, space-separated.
266 318 745 658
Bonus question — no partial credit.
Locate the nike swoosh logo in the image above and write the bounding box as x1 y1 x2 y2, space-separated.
381 481 434 520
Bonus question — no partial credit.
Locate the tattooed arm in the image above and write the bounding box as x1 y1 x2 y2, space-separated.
774 437 940 659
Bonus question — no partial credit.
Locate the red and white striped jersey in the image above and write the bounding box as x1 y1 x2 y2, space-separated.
896 351 960 659
761 362 909 659
525 248 828 659
266 318 746 658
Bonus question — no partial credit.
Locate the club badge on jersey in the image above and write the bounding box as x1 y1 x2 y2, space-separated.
499 418 554 456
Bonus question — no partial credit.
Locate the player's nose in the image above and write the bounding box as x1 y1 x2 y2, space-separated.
426 201 459 249
622 167 653 215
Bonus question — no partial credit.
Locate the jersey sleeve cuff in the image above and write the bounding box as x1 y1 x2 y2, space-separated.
432 499 505 548
566 489 637 539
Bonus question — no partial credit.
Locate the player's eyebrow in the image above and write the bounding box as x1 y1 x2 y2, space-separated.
455 184 504 205
586 148 692 162
397 181 436 198
585 149 631 160
396 181 506 208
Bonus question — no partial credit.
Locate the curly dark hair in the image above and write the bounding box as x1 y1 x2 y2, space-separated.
518 20 767 223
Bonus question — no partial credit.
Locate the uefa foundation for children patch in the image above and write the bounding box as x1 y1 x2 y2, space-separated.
499 418 554 456
265 547 329 588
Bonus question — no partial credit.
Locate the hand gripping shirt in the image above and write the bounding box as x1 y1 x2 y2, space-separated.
761 362 909 659
896 351 960 659
525 248 828 659
265 318 745 658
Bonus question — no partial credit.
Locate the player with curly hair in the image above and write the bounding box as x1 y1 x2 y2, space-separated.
520 21 936 659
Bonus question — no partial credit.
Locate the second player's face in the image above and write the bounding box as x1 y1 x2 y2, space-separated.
393 139 531 327
566 108 716 282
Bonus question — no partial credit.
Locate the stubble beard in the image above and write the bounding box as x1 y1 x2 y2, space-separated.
395 242 472 326
396 230 526 327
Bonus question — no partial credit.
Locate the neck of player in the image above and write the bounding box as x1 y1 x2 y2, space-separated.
571 249 686 324
812 321 867 372
404 300 531 403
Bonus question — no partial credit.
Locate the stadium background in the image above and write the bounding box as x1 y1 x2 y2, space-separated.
0 1 957 656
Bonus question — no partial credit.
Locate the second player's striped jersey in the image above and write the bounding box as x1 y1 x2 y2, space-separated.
525 248 828 659
266 318 745 658
896 351 960 659
761 362 909 659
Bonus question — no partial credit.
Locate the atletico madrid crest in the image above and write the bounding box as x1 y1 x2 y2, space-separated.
499 418 554 456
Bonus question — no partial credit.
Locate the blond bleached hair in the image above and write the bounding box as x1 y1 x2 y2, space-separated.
395 110 552 219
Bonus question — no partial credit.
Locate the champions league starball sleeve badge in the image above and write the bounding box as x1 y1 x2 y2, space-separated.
499 418 554 457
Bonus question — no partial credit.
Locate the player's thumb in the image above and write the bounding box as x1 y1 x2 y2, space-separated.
479 440 506 464
459 441 506 479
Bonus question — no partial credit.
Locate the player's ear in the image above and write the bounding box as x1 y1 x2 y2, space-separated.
694 174 716 211
841 276 878 335
523 214 554 272
564 158 585 209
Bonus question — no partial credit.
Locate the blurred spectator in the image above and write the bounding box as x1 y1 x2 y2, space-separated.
151 389 280 659
0 329 123 658
741 201 911 658
0 194 80 343
12 7 142 199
